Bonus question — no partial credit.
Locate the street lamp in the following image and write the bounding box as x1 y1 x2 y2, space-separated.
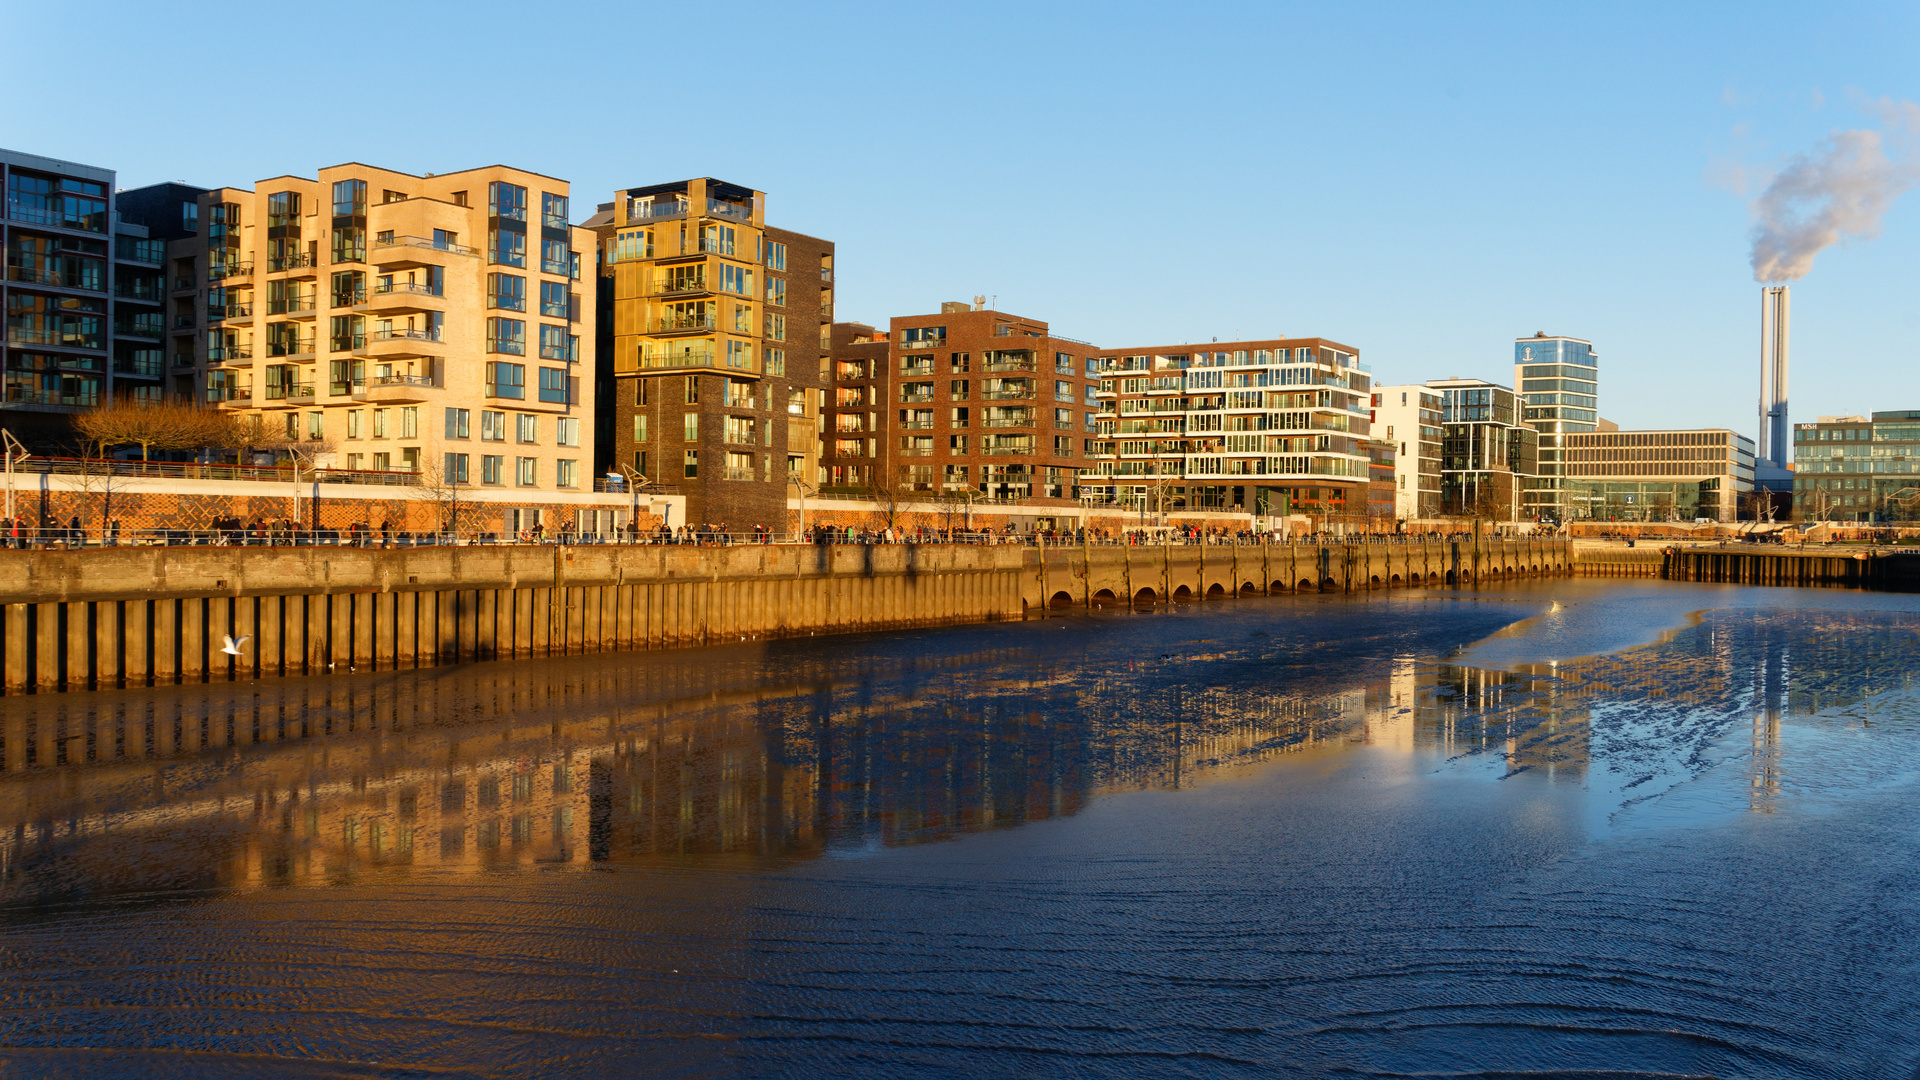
787 472 815 540
618 464 651 542
2 429 29 523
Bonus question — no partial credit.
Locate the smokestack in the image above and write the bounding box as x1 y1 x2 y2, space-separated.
1760 285 1790 466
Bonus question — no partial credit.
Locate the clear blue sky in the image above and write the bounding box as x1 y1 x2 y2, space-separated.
7 0 1916 441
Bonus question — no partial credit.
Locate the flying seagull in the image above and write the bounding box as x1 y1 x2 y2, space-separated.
220 634 250 657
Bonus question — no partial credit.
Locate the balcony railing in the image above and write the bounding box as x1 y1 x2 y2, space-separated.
723 467 757 481
898 393 934 403
626 199 688 222
981 389 1033 400
267 253 317 272
8 264 103 291
262 383 317 401
209 302 254 320
114 320 165 339
266 340 316 358
652 315 718 333
171 353 196 368
373 326 440 343
374 234 480 257
984 358 1038 372
983 443 1035 455
115 281 163 302
208 346 254 361
267 297 317 314
174 276 198 292
209 261 253 280
706 198 752 222
173 315 196 329
7 203 106 232
899 339 940 350
654 277 709 296
898 420 934 430
7 327 103 349
540 259 569 276
898 446 934 456
205 384 253 402
821 267 833 283
113 360 164 378
983 417 1033 428
372 281 440 299
2 387 103 409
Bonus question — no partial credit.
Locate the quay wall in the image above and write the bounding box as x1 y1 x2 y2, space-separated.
0 539 1570 701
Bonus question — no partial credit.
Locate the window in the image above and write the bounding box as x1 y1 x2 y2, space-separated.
632 415 648 442
765 277 786 306
539 325 573 361
182 200 198 233
949 352 970 372
533 366 566 402
764 241 786 271
951 379 970 399
347 410 363 439
540 238 568 275
1054 436 1073 455
331 178 366 217
516 413 538 443
731 302 754 333
489 229 526 267
684 376 699 403
445 407 470 439
481 410 506 441
764 313 786 341
700 225 735 255
684 413 699 440
726 338 754 370
485 361 525 399
1055 408 1073 427
515 457 536 486
949 435 968 453
488 181 527 221
556 459 578 488
482 455 504 484
487 318 525 354
724 416 756 444
557 417 580 447
541 192 569 229
539 280 569 319
614 229 652 261
720 264 753 295
444 453 469 484
765 347 785 377
684 450 699 478
307 411 324 440
373 409 388 438
401 407 418 438
488 273 526 311
951 408 970 427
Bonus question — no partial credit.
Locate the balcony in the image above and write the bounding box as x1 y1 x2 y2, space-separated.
981 388 1034 400
821 267 833 283
983 443 1035 455
7 326 103 349
351 373 439 404
207 384 254 407
113 359 164 379
369 281 440 313
171 352 197 369
651 314 718 335
8 264 103 291
653 276 710 297
373 234 480 268
898 392 934 404
984 358 1037 373
723 467 756 481
209 261 253 281
898 420 934 430
208 302 254 323
173 276 199 293
331 287 368 310
266 253 318 275
1 387 102 410
626 199 688 223
260 383 318 405
265 339 316 361
7 203 105 233
361 326 441 358
899 339 941 351
114 319 165 341
983 417 1034 428
208 346 254 366
706 198 752 223
622 348 762 378
115 280 163 303
267 296 318 317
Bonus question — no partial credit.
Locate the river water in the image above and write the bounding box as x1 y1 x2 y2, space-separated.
2 580 1918 1078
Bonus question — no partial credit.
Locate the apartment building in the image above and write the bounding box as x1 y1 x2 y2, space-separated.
1791 411 1920 522
1563 428 1754 522
821 321 892 489
1371 384 1443 519
2 148 182 443
848 304 1101 503
1428 377 1538 519
116 181 212 403
1514 333 1598 520
1085 338 1373 521
166 163 595 502
589 179 832 528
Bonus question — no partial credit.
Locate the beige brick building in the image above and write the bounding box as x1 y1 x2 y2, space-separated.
171 163 596 512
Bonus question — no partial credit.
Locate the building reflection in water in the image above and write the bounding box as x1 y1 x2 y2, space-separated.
1 607 1910 906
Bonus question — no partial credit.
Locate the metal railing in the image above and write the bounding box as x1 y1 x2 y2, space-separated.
374 234 480 257
652 315 717 333
372 326 440 343
8 264 103 290
372 281 440 299
267 253 317 272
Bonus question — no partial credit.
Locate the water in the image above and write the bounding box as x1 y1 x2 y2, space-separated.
3 580 1919 1078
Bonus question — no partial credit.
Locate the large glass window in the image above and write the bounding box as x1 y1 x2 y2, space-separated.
486 317 525 354
517 413 539 443
484 361 525 399
538 324 572 361
444 453 469 484
489 229 526 267
481 410 506 441
331 179 366 217
541 192 569 229
444 407 470 439
488 273 526 311
539 280 569 318
540 238 568 275
488 182 527 222
7 172 107 232
538 366 570 403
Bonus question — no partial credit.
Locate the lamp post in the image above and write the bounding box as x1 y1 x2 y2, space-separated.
2 429 28 523
618 464 650 542
788 472 815 541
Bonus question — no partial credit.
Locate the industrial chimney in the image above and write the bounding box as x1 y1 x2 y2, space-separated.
1760 285 1790 467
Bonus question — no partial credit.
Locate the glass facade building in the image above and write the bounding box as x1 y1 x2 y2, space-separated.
1514 334 1598 521
1792 411 1920 522
1428 378 1537 519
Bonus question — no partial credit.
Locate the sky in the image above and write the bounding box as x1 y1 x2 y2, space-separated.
5 0 1917 442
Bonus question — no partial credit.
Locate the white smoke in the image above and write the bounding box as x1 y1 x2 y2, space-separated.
1749 104 1920 282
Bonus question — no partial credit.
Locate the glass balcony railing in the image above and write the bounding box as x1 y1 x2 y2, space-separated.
652 314 717 333
267 253 317 272
372 281 440 299
372 327 440 344
267 297 317 314
706 198 752 222
373 235 479 257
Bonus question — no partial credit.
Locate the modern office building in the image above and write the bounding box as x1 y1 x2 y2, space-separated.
1371 383 1443 519
588 179 831 528
2 148 169 443
1791 412 1920 522
1428 377 1538 519
1085 338 1373 522
1365 438 1397 522
1562 428 1755 522
169 163 596 504
820 320 892 490
1513 333 1598 521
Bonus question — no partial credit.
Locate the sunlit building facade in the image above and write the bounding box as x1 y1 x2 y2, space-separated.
1514 333 1598 521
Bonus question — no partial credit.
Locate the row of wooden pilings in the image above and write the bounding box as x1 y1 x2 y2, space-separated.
1660 546 1892 588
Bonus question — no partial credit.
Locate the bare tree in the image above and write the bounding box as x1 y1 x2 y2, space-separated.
72 400 235 463
411 457 470 538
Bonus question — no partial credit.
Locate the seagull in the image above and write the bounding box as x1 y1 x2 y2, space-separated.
220 634 250 657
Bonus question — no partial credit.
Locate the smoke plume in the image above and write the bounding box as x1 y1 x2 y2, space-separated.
1749 105 1920 282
